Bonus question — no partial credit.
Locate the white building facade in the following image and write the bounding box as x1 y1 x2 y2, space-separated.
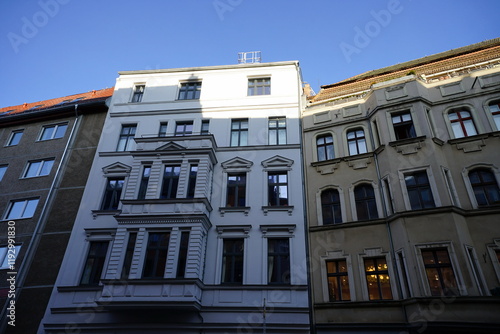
40 61 310 333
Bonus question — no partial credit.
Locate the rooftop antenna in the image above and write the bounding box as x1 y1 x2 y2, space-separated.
238 51 262 64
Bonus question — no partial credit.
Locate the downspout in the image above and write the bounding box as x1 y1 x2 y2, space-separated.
367 117 409 329
0 104 82 331
296 63 316 334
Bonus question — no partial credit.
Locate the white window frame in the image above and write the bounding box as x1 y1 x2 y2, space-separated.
443 105 482 139
385 107 420 141
464 244 489 296
398 166 441 211
38 123 68 141
343 125 370 157
6 130 23 147
484 98 500 132
215 225 251 284
358 248 397 301
320 250 355 302
461 163 500 209
314 131 336 162
0 165 7 182
395 248 412 299
130 83 146 103
486 239 500 284
414 242 466 297
348 179 383 222
78 229 114 285
316 185 346 225
22 158 55 178
441 166 461 207
4 198 39 220
381 175 395 215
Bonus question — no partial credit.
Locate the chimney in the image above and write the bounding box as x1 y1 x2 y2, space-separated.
303 83 313 97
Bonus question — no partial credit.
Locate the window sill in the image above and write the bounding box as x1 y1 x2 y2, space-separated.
448 133 489 153
388 135 426 147
219 206 250 216
261 206 294 216
448 133 489 144
91 209 121 219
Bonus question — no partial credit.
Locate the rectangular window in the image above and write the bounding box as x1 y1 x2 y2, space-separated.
201 120 210 135
39 123 68 141
131 84 145 103
326 259 350 301
0 165 7 181
176 231 190 278
421 248 458 296
268 238 290 284
396 250 411 298
159 122 168 137
101 178 124 210
175 121 193 136
143 232 170 279
316 135 334 161
449 110 477 138
23 158 55 178
178 82 202 100
489 102 500 130
0 245 21 270
226 173 246 207
466 246 488 295
230 119 248 147
161 165 180 199
248 78 270 96
222 238 244 284
80 241 109 285
268 117 286 145
5 198 39 220
347 129 367 155
116 125 136 151
405 171 436 210
364 257 393 300
121 232 137 279
268 171 288 206
392 112 416 140
137 165 151 200
6 130 23 146
187 164 198 198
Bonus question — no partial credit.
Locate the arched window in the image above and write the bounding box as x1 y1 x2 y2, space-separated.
354 184 378 220
316 134 334 161
347 129 367 155
469 168 500 206
488 101 500 131
448 110 477 138
321 189 342 224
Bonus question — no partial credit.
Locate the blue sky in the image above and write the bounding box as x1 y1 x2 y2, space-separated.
0 0 499 107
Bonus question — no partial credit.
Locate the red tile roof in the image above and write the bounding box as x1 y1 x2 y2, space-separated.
0 87 114 117
310 38 500 104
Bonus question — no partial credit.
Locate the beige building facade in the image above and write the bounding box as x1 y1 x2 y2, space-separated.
303 39 500 333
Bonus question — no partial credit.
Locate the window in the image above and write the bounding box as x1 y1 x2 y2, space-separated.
175 121 193 136
201 120 210 135
158 123 168 137
230 119 248 146
489 101 500 130
392 112 416 140
396 250 411 298
321 189 342 225
101 178 124 210
268 238 290 284
131 84 145 103
143 232 170 279
226 173 246 207
5 198 39 219
326 259 350 301
178 82 201 100
268 117 286 145
221 238 244 284
354 184 378 221
0 165 7 181
23 158 55 178
39 123 68 141
248 77 270 96
449 110 477 138
421 248 459 296
176 231 190 278
121 232 137 279
404 171 436 210
137 165 151 200
347 129 367 155
187 164 198 198
116 125 136 151
6 130 23 146
268 171 288 206
468 168 500 206
80 241 109 285
364 257 393 300
0 245 21 270
317 134 334 161
161 165 180 199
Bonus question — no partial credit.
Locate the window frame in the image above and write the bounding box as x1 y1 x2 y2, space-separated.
142 231 171 279
0 244 21 270
137 164 152 200
160 164 181 199
320 187 343 225
158 122 168 137
444 106 482 139
268 117 287 145
399 167 440 211
487 100 500 131
267 238 291 285
130 84 145 103
352 183 379 221
80 240 110 286
186 164 198 199
346 128 368 156
22 158 55 178
316 133 335 162
100 177 124 211
174 121 193 136
230 119 248 147
325 259 351 301
390 111 416 140
221 238 245 284
320 250 354 302
6 130 23 147
226 172 247 207
358 249 395 301
267 171 289 207
0 165 8 182
462 164 500 209
116 124 137 152
248 77 271 96
178 81 202 100
38 123 68 141
467 167 500 207
4 198 39 220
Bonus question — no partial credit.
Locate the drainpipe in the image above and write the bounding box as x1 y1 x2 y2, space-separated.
0 104 82 332
367 116 409 330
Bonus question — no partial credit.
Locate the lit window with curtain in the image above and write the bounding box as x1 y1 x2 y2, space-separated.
364 257 393 300
421 248 459 296
326 259 350 301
